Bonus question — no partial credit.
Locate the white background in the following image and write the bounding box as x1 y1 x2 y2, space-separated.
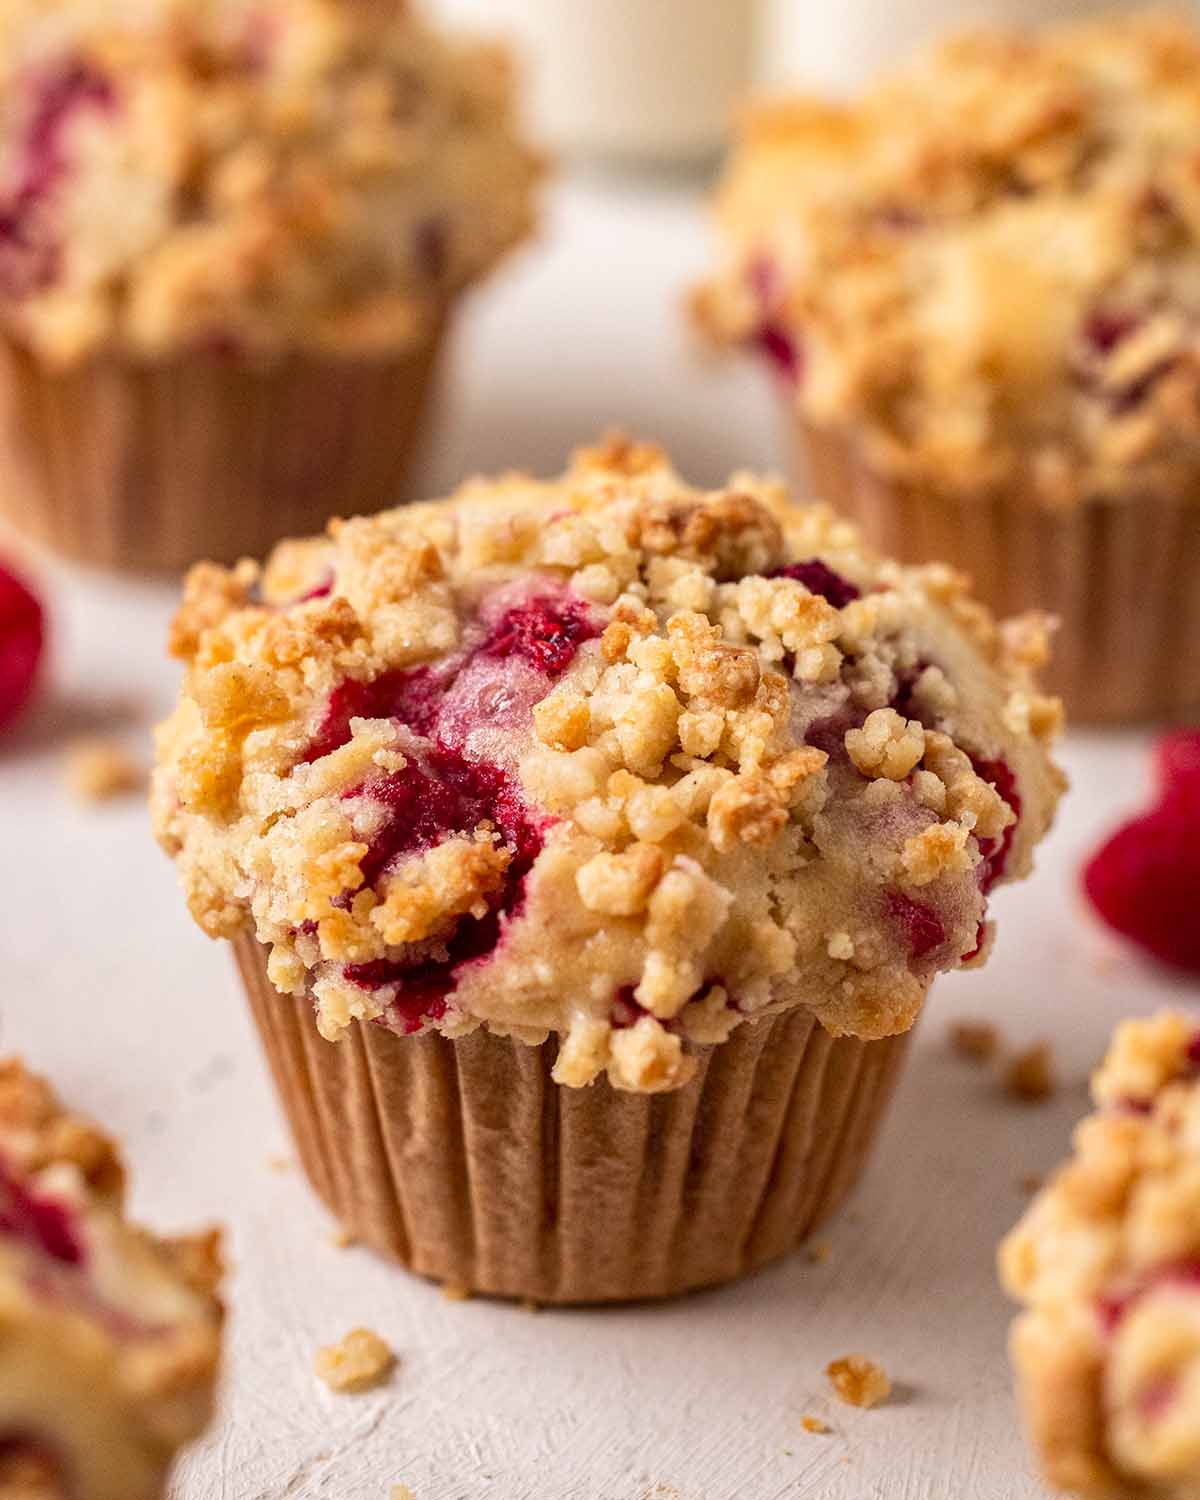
2 176 1195 1500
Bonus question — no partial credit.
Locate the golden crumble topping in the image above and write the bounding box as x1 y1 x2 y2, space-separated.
1001 1012 1200 1498
314 1326 395 1393
0 0 542 365
826 1354 892 1409
153 437 1064 1092
696 10 1200 503
0 1059 223 1500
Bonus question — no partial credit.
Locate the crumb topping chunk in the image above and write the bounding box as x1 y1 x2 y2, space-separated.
154 436 1064 1092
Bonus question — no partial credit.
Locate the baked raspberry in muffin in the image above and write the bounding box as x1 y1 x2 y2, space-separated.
0 1059 222 1500
695 10 1200 722
1002 1012 1200 1499
0 0 542 570
154 436 1063 1301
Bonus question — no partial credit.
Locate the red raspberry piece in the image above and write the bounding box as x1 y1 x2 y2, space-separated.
1083 745 1200 972
0 559 44 732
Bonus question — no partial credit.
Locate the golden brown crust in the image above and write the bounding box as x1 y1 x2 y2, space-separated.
0 0 542 365
697 10 1200 504
1001 1012 1200 1497
0 1059 223 1500
153 437 1064 1092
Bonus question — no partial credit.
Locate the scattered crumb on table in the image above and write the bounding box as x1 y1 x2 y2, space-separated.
329 1227 357 1249
801 1415 830 1434
520 1298 542 1313
826 1354 892 1409
949 1020 1000 1063
390 1487 414 1500
441 1281 471 1302
267 1154 291 1172
806 1241 831 1265
1018 1173 1044 1196
314 1328 395 1392
1004 1042 1057 1103
64 737 144 802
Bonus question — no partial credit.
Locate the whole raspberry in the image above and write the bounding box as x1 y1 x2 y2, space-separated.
0 559 43 732
1083 734 1200 973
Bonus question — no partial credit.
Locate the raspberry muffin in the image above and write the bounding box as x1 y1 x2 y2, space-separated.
153 436 1064 1302
1002 1012 1200 1498
0 1059 223 1500
695 10 1200 723
0 0 541 571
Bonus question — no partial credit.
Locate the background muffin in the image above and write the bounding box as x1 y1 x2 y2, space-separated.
0 0 542 570
153 436 1063 1302
1001 1012 1200 1498
0 1058 223 1500
696 10 1200 723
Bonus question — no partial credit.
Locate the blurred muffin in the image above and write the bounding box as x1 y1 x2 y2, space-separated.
1001 1012 1200 1498
696 10 1200 723
153 436 1063 1302
0 0 542 571
0 1059 222 1500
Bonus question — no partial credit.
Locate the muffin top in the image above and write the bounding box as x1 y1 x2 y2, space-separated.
0 1059 223 1500
1001 1012 1200 1497
695 10 1200 503
153 437 1064 1094
0 0 542 365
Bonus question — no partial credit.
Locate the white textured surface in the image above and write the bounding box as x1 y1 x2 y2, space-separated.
2 178 1194 1500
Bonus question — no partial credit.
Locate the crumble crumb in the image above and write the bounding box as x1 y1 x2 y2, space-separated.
314 1328 395 1393
64 737 144 803
441 1282 471 1302
807 1241 832 1264
329 1228 357 1250
802 1415 831 1434
266 1154 291 1172
826 1354 892 1409
1004 1042 1057 1103
520 1298 542 1314
949 1020 1000 1063
391 1487 415 1500
1018 1173 1043 1196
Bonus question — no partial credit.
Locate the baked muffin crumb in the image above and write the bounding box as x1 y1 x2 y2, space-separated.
63 737 143 802
950 1020 1000 1063
1004 1042 1057 1103
826 1355 892 1409
314 1327 395 1393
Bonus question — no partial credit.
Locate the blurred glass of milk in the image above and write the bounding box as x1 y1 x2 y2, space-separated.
760 0 1150 88
430 0 758 162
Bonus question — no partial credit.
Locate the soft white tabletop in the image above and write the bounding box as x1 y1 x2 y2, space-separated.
2 175 1194 1500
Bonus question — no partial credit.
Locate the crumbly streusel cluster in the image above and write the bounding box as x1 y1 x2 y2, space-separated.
0 0 541 365
1002 1012 1200 1498
153 438 1064 1093
695 10 1200 502
0 1059 222 1500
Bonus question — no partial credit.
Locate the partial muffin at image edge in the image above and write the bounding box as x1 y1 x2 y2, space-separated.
0 1059 223 1500
0 0 543 572
1001 1012 1200 1499
695 9 1200 724
153 435 1065 1303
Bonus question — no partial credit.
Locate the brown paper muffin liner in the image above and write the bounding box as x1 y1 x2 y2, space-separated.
0 326 446 573
797 417 1200 725
234 932 912 1304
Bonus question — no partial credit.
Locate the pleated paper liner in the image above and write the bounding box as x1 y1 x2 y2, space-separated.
0 325 446 574
235 932 912 1304
797 417 1200 725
